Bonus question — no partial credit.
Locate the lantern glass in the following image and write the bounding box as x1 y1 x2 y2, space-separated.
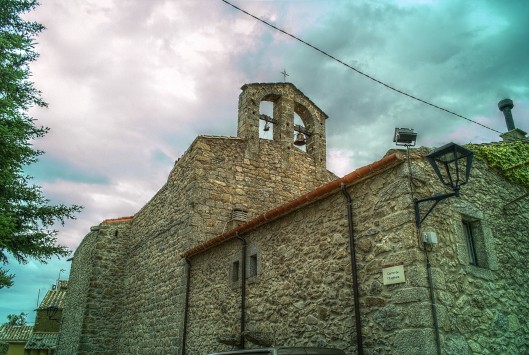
426 142 473 191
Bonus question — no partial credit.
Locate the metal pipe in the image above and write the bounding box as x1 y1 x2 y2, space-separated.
182 258 192 355
236 232 247 349
425 252 441 355
340 183 364 355
498 98 515 131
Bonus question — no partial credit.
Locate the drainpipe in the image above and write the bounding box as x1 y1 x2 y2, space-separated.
425 252 442 355
182 258 191 355
340 183 364 355
235 232 247 349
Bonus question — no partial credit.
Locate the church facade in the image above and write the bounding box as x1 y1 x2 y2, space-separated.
58 83 528 354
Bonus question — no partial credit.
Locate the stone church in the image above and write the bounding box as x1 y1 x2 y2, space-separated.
58 83 528 354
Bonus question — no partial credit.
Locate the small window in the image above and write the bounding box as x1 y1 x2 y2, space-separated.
246 245 260 281
463 221 478 266
231 260 240 282
230 246 260 288
456 206 498 274
461 218 496 270
249 254 258 277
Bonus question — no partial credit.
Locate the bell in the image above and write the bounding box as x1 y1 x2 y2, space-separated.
263 121 270 132
294 132 306 146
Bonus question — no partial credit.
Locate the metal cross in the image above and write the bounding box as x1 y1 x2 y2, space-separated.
281 69 289 82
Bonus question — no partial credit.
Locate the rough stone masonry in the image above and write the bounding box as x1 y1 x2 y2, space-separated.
59 83 528 354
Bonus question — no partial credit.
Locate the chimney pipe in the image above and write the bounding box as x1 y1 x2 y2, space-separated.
498 98 515 131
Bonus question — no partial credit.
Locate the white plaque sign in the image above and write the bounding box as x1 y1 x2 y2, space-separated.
382 265 406 285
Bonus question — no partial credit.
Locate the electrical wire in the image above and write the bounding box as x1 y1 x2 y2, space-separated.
221 0 503 134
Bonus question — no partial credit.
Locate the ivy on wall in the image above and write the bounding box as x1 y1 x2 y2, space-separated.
467 141 529 189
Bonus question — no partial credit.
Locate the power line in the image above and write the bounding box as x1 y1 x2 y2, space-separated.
221 0 502 134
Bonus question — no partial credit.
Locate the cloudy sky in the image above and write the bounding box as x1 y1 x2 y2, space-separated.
2 0 528 323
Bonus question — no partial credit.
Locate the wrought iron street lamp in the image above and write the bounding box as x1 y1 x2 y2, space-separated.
414 142 474 227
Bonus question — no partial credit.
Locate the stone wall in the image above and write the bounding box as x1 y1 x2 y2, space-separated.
57 230 96 354
117 140 197 354
58 82 335 354
60 81 528 354
186 161 425 354
117 135 335 354
414 156 529 354
58 221 130 354
185 151 529 354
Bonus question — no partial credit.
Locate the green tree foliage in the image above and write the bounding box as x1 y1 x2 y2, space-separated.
0 0 81 288
4 312 27 326
467 141 529 189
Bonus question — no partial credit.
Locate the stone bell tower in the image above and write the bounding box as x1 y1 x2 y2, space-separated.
237 83 328 171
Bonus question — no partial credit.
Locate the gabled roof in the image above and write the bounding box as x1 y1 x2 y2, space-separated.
38 288 67 310
25 332 59 350
181 152 404 258
0 325 33 343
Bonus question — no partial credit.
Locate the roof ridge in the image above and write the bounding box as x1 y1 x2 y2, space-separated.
100 216 134 225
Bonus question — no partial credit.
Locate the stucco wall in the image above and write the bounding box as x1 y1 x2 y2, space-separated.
5 343 24 355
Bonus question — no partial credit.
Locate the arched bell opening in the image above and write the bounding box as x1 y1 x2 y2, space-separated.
237 83 327 169
293 112 307 152
293 100 323 162
259 101 274 140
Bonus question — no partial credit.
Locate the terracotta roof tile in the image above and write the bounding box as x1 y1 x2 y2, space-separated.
100 216 134 225
38 289 67 309
0 325 33 342
181 152 404 258
25 332 59 350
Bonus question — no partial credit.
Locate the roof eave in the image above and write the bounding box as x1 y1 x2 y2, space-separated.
181 152 404 258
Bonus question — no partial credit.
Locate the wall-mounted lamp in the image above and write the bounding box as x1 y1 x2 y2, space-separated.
414 142 473 227
393 128 417 146
46 306 60 322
